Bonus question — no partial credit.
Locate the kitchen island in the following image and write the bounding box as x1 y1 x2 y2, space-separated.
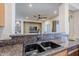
0 33 69 56
0 39 67 56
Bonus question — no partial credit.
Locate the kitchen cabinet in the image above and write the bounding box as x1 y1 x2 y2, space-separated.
0 3 4 27
49 49 67 56
68 49 79 56
68 45 79 56
54 49 67 56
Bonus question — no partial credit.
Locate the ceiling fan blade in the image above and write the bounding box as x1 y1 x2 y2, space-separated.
33 14 47 20
33 15 37 17
42 17 47 18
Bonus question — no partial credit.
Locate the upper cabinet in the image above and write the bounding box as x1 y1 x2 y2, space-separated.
0 4 4 27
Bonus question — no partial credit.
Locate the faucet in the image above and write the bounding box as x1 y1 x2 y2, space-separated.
36 29 43 42
36 33 44 42
36 35 40 42
36 29 41 42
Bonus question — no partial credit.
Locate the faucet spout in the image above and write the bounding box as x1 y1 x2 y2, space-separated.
36 36 40 42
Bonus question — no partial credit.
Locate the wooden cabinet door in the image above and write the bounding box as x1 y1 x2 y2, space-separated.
68 48 79 56
54 50 67 56
68 45 79 56
0 3 4 27
49 50 67 56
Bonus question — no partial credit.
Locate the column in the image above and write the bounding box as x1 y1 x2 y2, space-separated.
59 3 69 34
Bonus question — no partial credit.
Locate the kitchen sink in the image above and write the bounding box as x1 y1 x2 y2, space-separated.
25 44 45 55
25 41 61 56
41 41 61 50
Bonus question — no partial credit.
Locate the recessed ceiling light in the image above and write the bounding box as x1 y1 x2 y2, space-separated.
53 11 57 14
29 3 32 7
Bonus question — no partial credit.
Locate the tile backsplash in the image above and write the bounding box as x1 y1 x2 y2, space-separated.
10 33 68 45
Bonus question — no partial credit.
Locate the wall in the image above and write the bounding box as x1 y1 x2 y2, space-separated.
69 11 79 38
0 3 15 40
24 22 42 33
42 19 52 33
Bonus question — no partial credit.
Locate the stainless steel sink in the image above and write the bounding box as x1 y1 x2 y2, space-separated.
25 44 45 56
25 41 61 56
40 41 60 50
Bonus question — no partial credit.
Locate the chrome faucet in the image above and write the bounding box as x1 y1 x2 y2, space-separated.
36 33 44 42
36 35 40 42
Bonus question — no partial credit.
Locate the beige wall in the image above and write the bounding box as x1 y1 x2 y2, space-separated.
24 22 42 33
69 11 79 38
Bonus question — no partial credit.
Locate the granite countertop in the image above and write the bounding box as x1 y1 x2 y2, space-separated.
0 39 24 47
0 38 64 47
0 39 67 56
0 39 68 56
68 39 79 48
0 38 79 56
10 32 67 37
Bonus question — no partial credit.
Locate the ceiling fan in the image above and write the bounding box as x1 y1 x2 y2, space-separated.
33 14 47 19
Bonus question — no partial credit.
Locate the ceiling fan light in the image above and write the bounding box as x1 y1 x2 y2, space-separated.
29 3 32 7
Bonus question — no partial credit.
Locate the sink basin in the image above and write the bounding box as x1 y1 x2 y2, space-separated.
25 41 61 56
25 44 45 55
41 41 60 50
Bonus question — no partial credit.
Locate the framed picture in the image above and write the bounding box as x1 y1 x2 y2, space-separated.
29 26 38 33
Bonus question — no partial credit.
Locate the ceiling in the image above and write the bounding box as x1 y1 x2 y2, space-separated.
16 3 60 19
16 3 79 20
69 3 79 11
